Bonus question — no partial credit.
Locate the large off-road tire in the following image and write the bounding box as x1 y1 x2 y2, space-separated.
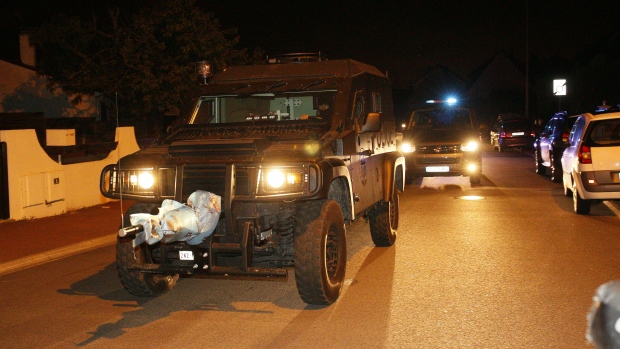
368 188 398 247
294 200 347 305
117 203 179 297
535 147 546 175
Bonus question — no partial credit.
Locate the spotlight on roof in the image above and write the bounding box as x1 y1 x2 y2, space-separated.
195 61 213 85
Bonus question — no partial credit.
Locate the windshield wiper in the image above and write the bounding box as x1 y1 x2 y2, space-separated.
264 81 287 92
228 83 250 92
303 79 326 90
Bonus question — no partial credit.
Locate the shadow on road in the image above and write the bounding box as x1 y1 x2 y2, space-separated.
54 218 385 346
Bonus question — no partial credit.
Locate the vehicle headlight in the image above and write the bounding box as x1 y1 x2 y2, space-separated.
137 172 155 189
129 171 155 189
266 169 286 188
102 166 177 199
461 141 479 152
401 142 416 153
260 166 313 195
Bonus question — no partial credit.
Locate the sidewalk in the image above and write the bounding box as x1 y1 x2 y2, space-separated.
0 200 132 276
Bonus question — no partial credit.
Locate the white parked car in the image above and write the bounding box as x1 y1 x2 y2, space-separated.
561 110 620 214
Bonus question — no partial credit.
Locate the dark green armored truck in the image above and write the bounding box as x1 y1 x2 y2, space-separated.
100 54 405 305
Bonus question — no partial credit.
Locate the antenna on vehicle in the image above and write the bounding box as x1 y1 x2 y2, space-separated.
115 92 124 226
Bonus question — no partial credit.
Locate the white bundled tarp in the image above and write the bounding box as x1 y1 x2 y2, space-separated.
129 190 221 245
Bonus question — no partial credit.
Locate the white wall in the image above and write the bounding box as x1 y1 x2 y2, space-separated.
0 127 139 220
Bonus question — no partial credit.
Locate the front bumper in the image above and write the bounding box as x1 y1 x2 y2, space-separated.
405 151 481 178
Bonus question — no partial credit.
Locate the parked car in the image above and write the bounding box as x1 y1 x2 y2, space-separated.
534 111 578 182
400 105 481 185
560 110 620 214
490 117 536 152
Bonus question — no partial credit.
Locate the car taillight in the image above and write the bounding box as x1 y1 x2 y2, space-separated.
578 145 592 164
500 131 506 138
561 132 569 143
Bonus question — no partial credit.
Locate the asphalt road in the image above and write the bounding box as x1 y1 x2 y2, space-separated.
1 145 619 348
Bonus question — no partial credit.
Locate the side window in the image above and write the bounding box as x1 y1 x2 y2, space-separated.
568 117 585 145
543 119 554 135
353 91 365 121
192 98 217 124
372 92 382 113
551 119 560 132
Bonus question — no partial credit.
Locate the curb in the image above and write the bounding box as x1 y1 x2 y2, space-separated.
0 234 116 277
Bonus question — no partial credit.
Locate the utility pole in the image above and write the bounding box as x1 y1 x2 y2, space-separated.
525 0 529 120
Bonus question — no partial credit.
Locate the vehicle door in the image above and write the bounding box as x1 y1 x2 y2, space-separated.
347 90 376 213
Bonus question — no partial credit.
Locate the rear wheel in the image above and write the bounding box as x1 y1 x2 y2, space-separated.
294 200 347 305
368 188 399 247
117 203 179 297
535 147 546 175
572 180 591 215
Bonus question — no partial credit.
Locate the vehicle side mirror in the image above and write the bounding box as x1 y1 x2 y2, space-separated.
361 112 382 133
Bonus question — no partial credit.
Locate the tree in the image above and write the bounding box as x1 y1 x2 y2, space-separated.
31 0 251 123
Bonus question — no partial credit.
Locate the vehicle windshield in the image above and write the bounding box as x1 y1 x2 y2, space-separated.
190 91 336 124
410 108 472 128
585 119 620 146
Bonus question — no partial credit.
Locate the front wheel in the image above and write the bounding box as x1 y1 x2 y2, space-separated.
368 189 399 247
117 203 179 297
117 237 179 297
550 152 562 183
294 200 347 305
469 174 481 185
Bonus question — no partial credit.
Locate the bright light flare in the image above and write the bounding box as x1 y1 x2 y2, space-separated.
266 170 286 188
401 143 415 153
461 141 479 152
138 172 155 189
466 163 478 173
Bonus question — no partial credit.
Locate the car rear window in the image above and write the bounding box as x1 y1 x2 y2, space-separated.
503 120 531 130
585 119 620 146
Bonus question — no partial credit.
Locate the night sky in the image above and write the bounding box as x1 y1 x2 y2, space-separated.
1 0 619 89
206 1 620 88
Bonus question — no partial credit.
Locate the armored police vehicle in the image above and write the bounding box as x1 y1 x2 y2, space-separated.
100 53 405 305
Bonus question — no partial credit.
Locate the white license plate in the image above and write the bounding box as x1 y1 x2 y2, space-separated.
512 132 524 136
179 251 194 260
426 166 450 172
